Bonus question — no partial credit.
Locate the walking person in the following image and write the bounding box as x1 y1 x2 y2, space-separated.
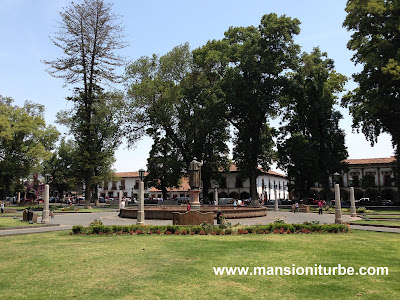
1 201 4 214
295 202 299 213
318 200 323 215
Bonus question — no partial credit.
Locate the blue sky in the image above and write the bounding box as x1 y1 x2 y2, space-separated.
0 0 394 172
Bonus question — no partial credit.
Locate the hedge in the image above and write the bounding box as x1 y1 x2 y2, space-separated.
71 223 349 235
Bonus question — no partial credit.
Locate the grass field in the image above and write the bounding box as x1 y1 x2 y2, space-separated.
351 220 400 227
366 215 400 219
0 218 45 228
0 230 398 299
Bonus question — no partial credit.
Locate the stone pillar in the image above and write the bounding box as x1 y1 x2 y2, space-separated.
334 184 343 224
189 189 201 210
118 190 122 207
274 189 279 211
17 192 20 204
41 185 50 224
350 187 357 217
214 189 218 206
137 181 145 225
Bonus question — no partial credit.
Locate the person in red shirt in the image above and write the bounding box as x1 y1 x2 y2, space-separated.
318 201 323 215
187 202 191 211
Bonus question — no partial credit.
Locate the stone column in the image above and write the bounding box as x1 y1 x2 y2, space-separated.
17 192 20 204
334 184 343 224
274 189 279 211
137 181 145 225
214 189 218 206
41 185 50 224
118 190 122 207
350 187 357 217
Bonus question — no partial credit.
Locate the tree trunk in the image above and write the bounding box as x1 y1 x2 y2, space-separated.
84 178 92 209
250 170 258 205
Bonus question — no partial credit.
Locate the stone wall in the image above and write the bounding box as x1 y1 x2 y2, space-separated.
119 206 267 219
172 211 214 225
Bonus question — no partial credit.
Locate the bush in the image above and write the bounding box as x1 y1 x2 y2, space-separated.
70 223 350 235
72 225 83 234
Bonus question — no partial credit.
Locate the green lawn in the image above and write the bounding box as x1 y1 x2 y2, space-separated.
0 230 398 299
351 220 400 227
366 215 400 220
0 218 44 228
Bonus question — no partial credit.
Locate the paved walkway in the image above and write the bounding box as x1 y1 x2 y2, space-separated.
0 210 399 236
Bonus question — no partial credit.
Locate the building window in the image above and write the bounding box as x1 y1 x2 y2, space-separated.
235 177 243 188
112 181 117 190
134 180 139 189
220 177 227 189
121 180 125 190
104 181 109 190
108 192 114 198
352 175 360 187
384 175 392 187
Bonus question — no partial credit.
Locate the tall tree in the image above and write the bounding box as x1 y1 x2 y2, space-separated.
44 0 127 208
278 48 348 201
343 0 400 182
195 13 301 202
0 96 59 200
145 137 185 200
125 44 230 201
57 91 125 206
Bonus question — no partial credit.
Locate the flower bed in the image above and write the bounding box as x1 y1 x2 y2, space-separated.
71 222 349 235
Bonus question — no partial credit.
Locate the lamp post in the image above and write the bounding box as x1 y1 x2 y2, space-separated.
42 173 51 224
333 172 342 224
137 168 145 225
349 177 357 217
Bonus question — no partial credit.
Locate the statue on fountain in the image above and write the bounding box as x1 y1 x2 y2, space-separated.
188 157 203 190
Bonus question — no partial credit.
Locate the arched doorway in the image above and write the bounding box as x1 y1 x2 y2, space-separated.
240 191 250 199
229 191 239 199
218 191 228 198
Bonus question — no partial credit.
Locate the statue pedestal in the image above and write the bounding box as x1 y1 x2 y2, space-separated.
189 189 201 210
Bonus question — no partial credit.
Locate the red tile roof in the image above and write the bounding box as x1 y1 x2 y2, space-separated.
344 156 396 165
148 177 190 192
228 163 286 178
115 171 149 178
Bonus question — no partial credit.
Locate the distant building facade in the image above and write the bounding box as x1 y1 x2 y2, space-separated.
310 156 398 202
208 165 290 202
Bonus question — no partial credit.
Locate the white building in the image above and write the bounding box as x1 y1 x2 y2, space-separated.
310 156 398 202
208 165 290 202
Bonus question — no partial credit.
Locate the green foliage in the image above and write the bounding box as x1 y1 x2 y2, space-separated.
71 223 349 235
343 0 400 180
194 13 301 200
361 174 376 189
125 43 230 199
42 137 76 198
0 96 59 199
89 219 103 227
278 48 348 199
45 0 127 207
357 207 375 214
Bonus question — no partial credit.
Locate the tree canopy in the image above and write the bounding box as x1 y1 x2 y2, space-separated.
44 0 127 207
278 48 348 200
0 96 59 199
343 0 400 176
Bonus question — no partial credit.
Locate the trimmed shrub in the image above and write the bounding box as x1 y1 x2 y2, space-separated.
72 225 83 234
